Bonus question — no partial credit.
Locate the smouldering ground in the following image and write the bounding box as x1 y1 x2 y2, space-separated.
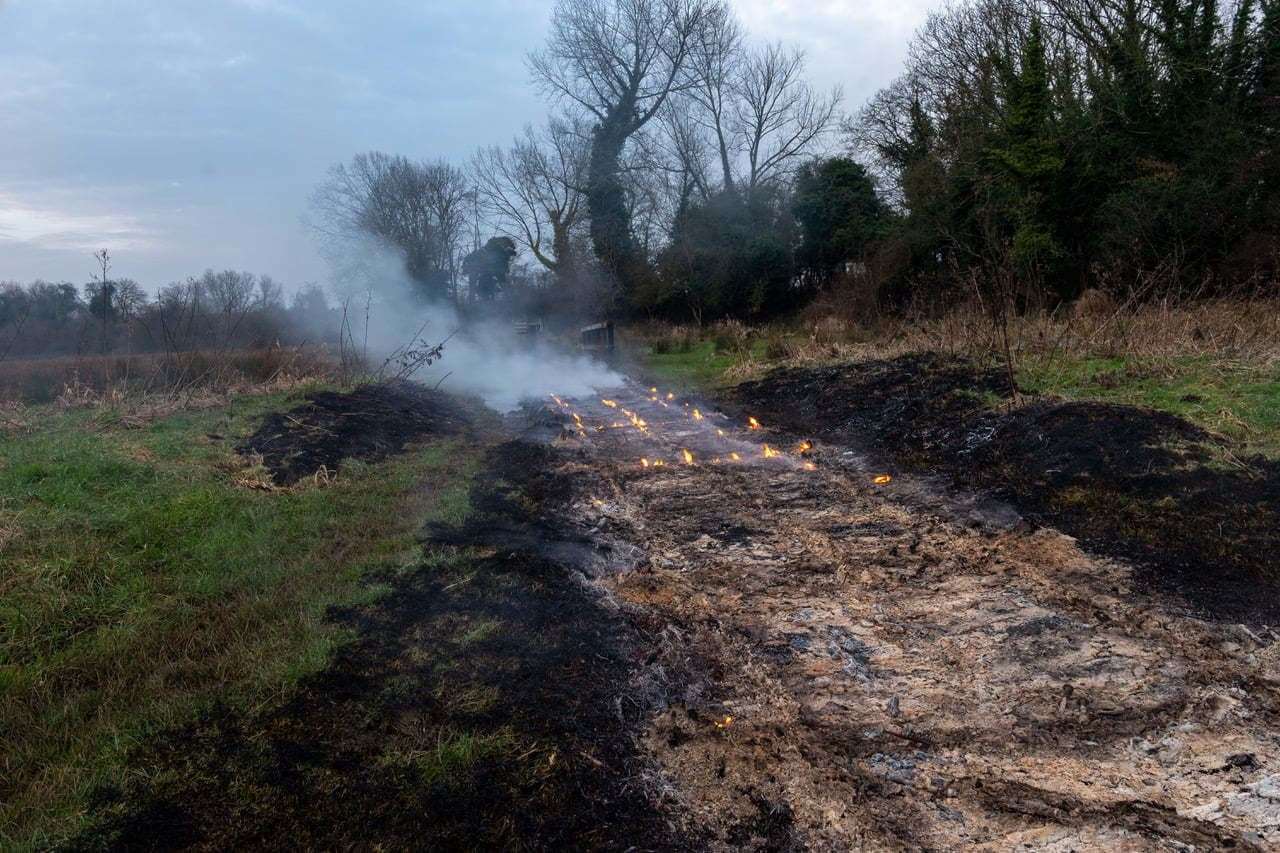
542 380 1280 850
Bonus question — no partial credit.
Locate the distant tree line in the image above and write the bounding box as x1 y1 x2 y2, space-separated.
21 0 1269 345
0 271 342 360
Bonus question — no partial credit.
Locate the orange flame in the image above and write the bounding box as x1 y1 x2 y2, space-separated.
682 449 695 465
667 392 675 400
692 408 704 421
641 458 650 468
714 715 734 729
717 429 726 437
803 461 817 471
874 474 893 485
601 399 618 408
797 440 813 453
762 445 780 459
748 417 762 430
730 452 741 461
650 387 658 394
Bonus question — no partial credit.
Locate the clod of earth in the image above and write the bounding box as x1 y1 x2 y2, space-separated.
238 380 471 485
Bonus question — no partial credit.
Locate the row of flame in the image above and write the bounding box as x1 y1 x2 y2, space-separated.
551 391 892 484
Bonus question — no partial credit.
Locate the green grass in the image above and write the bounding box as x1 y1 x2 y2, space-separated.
642 339 760 391
1020 354 1280 458
0 386 485 848
380 727 519 788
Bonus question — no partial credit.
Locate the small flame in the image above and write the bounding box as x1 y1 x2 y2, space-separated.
874 474 893 485
730 452 741 461
717 429 726 437
803 461 817 471
682 449 695 465
641 458 650 468
714 715 734 729
667 392 675 400
797 440 813 453
762 444 780 459
653 459 666 468
601 399 618 408
748 417 762 430
692 408 704 421
650 387 658 394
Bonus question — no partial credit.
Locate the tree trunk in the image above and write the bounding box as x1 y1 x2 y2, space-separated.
588 114 637 295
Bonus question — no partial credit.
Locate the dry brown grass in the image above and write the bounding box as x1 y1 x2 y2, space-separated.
0 345 337 405
708 296 1280 382
0 400 29 435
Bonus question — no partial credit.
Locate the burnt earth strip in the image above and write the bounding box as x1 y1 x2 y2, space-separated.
238 380 474 485
729 352 1280 625
67 438 693 852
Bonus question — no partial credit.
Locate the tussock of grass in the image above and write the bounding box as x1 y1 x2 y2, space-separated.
0 386 484 848
380 727 520 789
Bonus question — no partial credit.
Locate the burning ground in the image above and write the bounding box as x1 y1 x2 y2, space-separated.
65 367 1280 850
518 379 1280 849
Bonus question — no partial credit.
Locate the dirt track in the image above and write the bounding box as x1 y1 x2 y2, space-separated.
540 380 1280 850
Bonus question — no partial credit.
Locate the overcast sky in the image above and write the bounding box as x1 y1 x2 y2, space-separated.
0 0 937 291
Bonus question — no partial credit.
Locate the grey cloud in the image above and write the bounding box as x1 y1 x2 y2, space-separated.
0 0 930 288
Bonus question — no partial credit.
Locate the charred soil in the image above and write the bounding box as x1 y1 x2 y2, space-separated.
730 352 1280 624
238 380 472 485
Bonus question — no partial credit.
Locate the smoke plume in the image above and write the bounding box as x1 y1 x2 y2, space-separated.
331 241 622 411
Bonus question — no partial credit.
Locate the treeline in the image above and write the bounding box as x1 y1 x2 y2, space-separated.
0 271 340 360
17 1 1272 343
322 0 1280 329
852 0 1280 305
309 1 886 325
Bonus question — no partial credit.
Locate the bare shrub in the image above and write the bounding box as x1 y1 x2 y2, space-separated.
1072 288 1117 319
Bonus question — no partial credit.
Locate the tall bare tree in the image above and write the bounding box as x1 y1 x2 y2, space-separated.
685 3 744 190
667 9 842 196
529 0 724 292
472 115 589 277
733 43 843 190
310 153 471 302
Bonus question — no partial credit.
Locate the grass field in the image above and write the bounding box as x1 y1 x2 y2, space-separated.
0 384 484 848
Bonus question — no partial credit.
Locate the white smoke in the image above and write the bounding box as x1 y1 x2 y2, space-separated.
330 240 623 411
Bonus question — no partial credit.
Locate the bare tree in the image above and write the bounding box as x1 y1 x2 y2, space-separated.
685 3 744 189
529 0 724 290
664 8 841 198
309 153 472 302
733 43 843 189
89 249 113 353
472 115 589 276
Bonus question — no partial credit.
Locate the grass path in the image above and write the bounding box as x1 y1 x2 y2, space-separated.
0 385 484 848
